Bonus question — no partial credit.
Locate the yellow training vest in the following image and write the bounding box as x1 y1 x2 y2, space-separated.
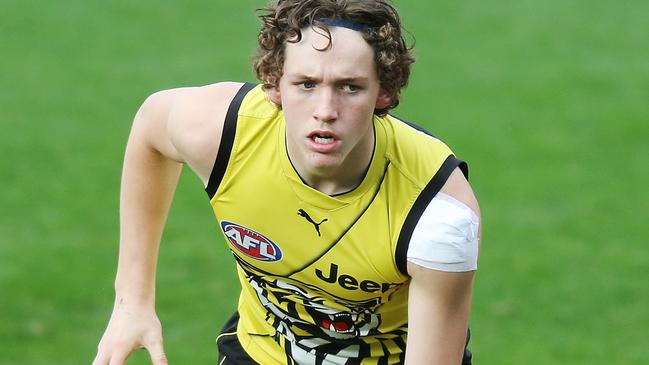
206 83 467 365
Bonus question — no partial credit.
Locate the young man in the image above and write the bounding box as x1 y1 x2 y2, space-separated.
93 1 480 364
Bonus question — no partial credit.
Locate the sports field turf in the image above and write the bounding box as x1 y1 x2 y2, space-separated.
1 1 647 364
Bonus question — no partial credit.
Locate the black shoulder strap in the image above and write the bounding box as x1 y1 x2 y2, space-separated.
205 83 257 199
394 155 468 275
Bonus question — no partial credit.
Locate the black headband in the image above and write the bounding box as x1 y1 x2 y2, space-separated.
316 18 370 33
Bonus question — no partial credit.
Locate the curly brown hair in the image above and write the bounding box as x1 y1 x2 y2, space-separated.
253 0 415 115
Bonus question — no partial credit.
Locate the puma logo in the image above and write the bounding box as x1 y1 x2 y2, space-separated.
297 209 328 237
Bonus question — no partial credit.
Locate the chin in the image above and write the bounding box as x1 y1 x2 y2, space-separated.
308 155 343 172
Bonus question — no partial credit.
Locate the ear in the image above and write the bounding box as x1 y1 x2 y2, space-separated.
375 88 392 110
266 86 282 106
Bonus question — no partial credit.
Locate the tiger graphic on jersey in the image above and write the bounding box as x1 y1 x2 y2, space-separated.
235 256 405 362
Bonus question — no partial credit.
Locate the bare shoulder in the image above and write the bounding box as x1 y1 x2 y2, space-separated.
439 167 481 217
163 82 246 184
133 82 244 183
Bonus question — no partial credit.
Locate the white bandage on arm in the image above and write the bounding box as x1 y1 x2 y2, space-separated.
406 193 480 272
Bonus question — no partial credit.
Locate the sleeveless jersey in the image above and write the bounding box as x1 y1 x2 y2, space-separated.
205 83 467 365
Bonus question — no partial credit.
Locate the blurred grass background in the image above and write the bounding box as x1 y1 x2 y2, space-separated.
1 0 647 364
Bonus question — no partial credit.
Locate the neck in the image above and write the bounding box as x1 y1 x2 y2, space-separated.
288 129 375 196
302 168 367 196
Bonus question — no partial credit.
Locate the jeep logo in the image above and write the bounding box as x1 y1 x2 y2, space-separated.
315 263 398 293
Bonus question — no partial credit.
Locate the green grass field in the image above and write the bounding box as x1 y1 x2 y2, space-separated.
1 1 648 364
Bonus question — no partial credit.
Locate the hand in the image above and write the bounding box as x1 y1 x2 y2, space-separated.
93 302 168 365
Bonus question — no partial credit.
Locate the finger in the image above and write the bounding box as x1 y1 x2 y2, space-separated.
146 340 169 365
107 351 130 365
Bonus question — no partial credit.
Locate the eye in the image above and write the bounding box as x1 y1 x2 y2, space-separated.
297 81 316 90
341 84 361 93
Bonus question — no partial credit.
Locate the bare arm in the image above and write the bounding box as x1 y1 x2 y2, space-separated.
406 266 474 364
93 82 244 365
405 168 481 365
93 90 184 365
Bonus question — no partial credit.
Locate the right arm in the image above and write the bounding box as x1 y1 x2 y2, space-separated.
93 90 184 365
93 82 245 365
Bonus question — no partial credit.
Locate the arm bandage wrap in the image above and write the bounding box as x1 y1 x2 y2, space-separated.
406 193 480 272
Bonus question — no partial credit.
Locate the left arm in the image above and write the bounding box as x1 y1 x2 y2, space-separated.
405 168 481 364
406 265 474 364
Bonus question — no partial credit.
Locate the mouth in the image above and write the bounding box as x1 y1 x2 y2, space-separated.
308 131 338 145
314 135 335 144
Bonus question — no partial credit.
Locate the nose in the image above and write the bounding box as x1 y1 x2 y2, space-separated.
312 88 338 123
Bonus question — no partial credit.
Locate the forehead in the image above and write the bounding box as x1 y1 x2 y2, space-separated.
283 26 377 79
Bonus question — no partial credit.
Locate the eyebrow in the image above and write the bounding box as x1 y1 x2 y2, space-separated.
285 73 370 83
336 77 369 84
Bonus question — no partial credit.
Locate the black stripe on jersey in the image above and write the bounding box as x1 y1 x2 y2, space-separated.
285 347 296 365
394 335 407 363
395 155 468 276
377 343 389 365
205 82 257 199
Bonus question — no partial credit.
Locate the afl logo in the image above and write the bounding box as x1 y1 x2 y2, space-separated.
220 221 282 262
